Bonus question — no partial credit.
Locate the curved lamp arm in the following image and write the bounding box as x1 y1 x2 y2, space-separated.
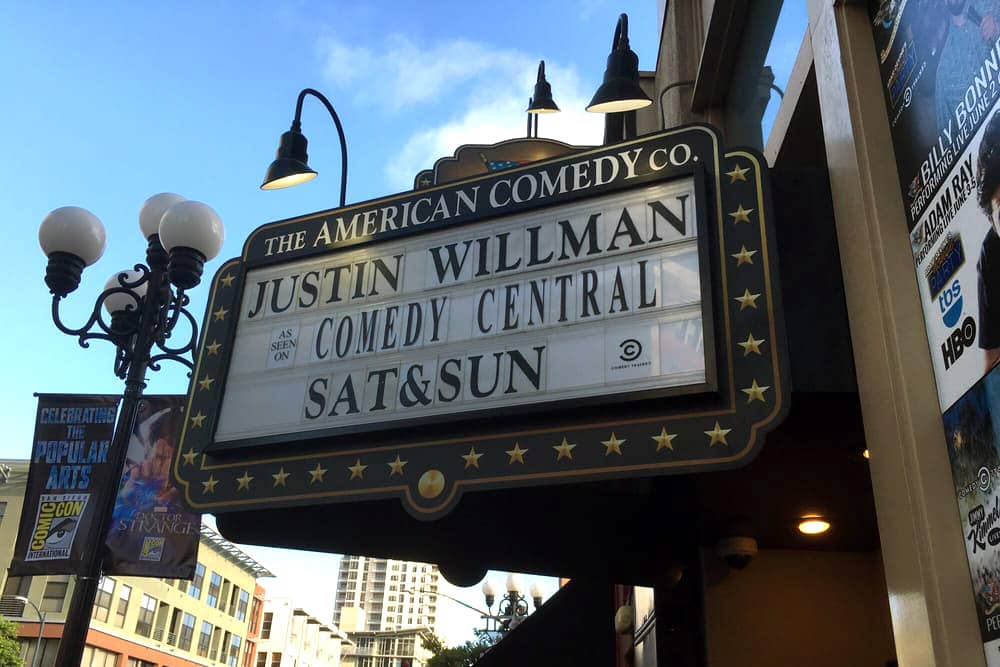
294 88 349 208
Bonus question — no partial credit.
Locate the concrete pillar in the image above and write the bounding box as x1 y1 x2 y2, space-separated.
808 0 984 664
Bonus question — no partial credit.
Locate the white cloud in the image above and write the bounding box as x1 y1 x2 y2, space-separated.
316 32 605 191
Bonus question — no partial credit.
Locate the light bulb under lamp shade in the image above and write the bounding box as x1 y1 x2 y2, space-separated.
38 206 107 266
158 201 224 260
798 518 831 535
261 129 317 190
138 193 185 239
586 13 653 114
102 270 148 314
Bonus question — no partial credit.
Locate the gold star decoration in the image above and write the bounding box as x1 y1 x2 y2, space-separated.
601 433 626 456
419 177 431 187
726 164 749 183
272 468 290 487
205 340 222 356
652 427 678 452
197 375 215 391
236 471 254 491
738 333 766 356
728 205 753 224
181 449 198 466
189 412 207 428
705 421 732 446
742 379 771 404
202 476 218 494
382 455 405 477
348 458 368 480
731 245 757 266
553 437 577 461
734 289 761 311
462 447 484 469
220 274 235 288
309 463 328 484
212 306 229 321
506 443 528 464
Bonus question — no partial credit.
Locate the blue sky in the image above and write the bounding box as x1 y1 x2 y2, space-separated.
0 0 665 645
0 0 807 645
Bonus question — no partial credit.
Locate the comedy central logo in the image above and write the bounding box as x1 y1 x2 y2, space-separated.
25 493 88 561
610 337 651 373
619 338 643 362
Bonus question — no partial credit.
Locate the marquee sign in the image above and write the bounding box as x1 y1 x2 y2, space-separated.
174 124 789 519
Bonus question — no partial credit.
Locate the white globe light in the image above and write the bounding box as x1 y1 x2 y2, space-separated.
505 573 522 594
38 206 106 266
138 192 185 239
529 582 543 600
102 270 148 314
158 200 224 259
481 580 497 597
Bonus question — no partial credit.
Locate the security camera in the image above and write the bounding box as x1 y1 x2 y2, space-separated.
716 536 758 569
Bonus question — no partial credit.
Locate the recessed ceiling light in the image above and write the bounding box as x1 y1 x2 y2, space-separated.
798 517 831 535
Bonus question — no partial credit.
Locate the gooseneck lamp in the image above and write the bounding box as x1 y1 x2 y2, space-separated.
586 13 653 113
261 87 349 208
39 193 223 667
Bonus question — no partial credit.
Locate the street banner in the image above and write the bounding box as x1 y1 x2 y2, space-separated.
105 395 199 578
871 0 1000 659
10 394 119 575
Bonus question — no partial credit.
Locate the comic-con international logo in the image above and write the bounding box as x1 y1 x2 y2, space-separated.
25 493 88 561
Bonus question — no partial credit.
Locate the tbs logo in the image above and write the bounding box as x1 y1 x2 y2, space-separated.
938 279 964 327
941 316 976 370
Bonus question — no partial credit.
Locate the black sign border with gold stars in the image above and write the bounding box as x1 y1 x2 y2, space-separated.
173 124 789 520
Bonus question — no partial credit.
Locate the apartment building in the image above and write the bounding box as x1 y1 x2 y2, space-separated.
0 459 272 667
255 598 350 666
332 557 438 634
338 626 433 667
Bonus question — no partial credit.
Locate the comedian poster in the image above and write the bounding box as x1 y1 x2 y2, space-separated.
944 366 1000 651
10 394 119 575
105 395 199 578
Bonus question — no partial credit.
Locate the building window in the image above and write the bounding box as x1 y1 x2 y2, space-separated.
136 594 156 637
176 577 188 594
82 645 119 667
41 576 69 613
249 597 262 634
261 612 273 639
0 501 6 526
92 577 115 622
114 584 131 627
220 578 231 611
398 638 414 655
179 612 195 651
229 634 242 666
270 653 282 667
256 654 267 667
198 621 212 657
207 571 222 608
2 575 30 598
237 589 249 621
189 563 205 600
378 637 394 654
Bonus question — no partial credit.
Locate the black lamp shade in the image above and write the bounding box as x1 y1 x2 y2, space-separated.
261 128 318 190
586 14 653 113
527 60 560 114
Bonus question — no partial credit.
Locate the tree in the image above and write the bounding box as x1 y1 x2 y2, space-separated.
0 618 25 667
421 631 492 667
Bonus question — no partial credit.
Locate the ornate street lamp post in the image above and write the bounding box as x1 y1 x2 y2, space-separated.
38 193 224 666
478 575 544 638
